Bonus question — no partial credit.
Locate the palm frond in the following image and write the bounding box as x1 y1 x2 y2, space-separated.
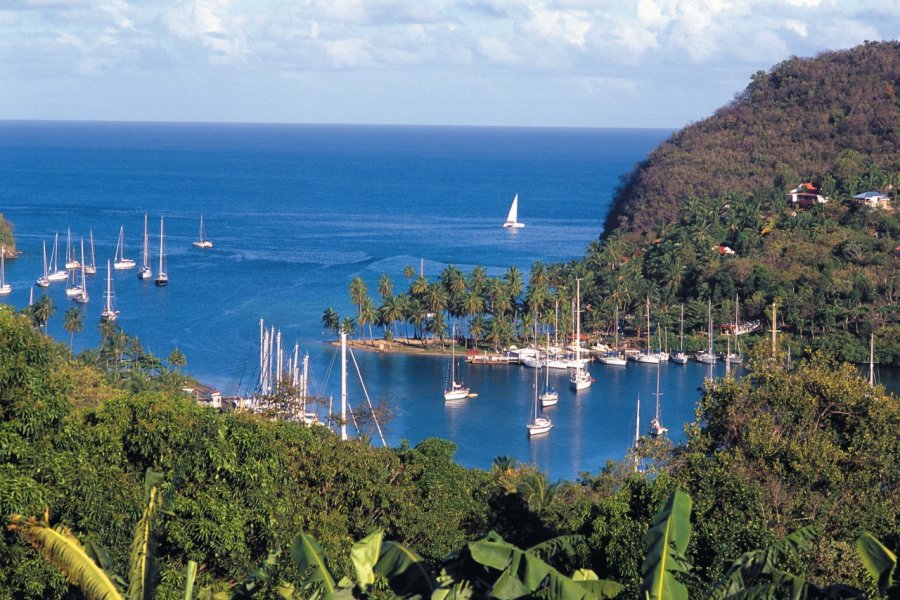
8 514 124 600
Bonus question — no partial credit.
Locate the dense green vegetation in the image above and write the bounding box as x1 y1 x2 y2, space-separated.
3 301 898 598
0 212 15 256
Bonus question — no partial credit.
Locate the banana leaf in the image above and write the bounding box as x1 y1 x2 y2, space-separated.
641 489 692 600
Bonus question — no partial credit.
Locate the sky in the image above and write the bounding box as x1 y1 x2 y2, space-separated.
0 0 897 128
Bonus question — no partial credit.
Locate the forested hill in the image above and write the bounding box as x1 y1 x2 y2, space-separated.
0 213 14 256
603 40 900 239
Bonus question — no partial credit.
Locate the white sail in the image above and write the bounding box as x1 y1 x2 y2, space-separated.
502 194 525 228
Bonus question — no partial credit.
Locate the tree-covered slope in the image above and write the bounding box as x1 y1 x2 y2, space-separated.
604 41 900 239
0 213 15 257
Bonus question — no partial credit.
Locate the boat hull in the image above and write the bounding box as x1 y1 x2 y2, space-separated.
66 286 83 298
443 389 469 401
155 275 168 287
100 310 119 322
540 392 558 407
138 267 152 280
84 266 96 275
598 355 627 366
73 292 89 304
527 417 552 436
696 353 717 364
47 271 68 282
35 276 50 288
114 260 136 270
670 353 689 364
502 222 524 229
0 284 11 296
631 353 660 364
192 241 213 248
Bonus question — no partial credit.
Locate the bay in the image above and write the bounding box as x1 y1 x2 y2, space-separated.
1 121 893 481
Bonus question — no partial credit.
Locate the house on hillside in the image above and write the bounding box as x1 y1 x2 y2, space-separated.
787 183 828 207
851 191 892 210
714 244 736 256
183 383 222 409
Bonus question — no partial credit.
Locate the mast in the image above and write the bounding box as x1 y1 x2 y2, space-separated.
707 298 713 354
725 338 731 376
770 303 779 355
614 305 619 353
105 260 112 312
654 362 662 423
680 305 685 352
340 331 348 441
575 279 582 361
869 333 874 388
143 214 150 269
80 239 86 293
52 233 59 271
89 229 95 270
42 240 48 277
646 297 651 353
199 214 205 242
158 217 164 273
635 395 641 448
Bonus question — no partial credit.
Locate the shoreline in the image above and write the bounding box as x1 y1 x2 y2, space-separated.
326 337 497 358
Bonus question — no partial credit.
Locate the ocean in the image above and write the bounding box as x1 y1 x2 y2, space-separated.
2 121 890 481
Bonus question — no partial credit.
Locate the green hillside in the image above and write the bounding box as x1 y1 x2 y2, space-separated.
603 41 900 239
0 213 15 257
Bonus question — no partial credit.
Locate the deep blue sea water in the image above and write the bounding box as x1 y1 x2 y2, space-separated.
1 121 894 480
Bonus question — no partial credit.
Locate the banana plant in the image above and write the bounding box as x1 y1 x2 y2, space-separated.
640 489 692 600
855 532 897 599
8 470 175 600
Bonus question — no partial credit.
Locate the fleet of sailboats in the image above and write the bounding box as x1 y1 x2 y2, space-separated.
139 213 152 280
113 226 136 270
154 217 168 287
193 214 213 248
502 194 525 229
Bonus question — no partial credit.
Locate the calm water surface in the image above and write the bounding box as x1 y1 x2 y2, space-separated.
1 121 894 480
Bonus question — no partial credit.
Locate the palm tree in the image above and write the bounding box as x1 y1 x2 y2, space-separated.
410 274 429 299
403 263 415 285
32 295 55 332
349 277 369 330
167 348 186 370
426 311 447 346
462 290 484 346
469 265 488 295
377 273 393 300
359 296 377 346
322 307 341 336
63 307 83 353
380 295 405 339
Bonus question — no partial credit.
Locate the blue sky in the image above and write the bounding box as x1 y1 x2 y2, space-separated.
0 0 897 128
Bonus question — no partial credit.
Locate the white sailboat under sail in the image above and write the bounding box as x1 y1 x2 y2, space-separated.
502 194 525 229
193 214 213 248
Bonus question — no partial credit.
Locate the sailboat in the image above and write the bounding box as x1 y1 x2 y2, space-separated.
540 333 558 406
724 296 743 364
100 260 119 321
502 194 525 228
193 214 213 248
64 227 80 269
655 324 670 361
632 297 660 364
47 233 68 282
65 252 84 298
443 328 469 401
36 240 50 287
0 245 12 295
648 362 668 437
527 360 553 436
84 229 97 275
113 226 136 270
138 213 152 280
670 305 689 364
72 239 89 304
155 216 168 286
569 279 593 390
696 298 717 364
598 305 628 365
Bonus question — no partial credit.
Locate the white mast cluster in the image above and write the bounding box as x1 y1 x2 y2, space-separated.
256 318 311 420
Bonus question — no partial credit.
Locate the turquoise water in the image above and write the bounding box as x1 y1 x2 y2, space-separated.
5 121 885 481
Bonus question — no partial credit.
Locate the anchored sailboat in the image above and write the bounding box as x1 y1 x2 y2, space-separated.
0 245 11 295
648 362 668 437
72 239 89 304
155 216 168 286
443 328 470 401
193 214 213 248
113 226 136 270
598 305 628 365
47 233 68 282
138 213 152 280
64 227 80 269
540 333 559 407
502 194 525 228
527 358 552 436
671 305 689 364
632 297 660 364
569 278 593 390
696 298 717 364
36 240 50 288
84 229 97 275
100 259 120 322
725 296 743 364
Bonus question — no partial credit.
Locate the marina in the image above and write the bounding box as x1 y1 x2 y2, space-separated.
0 122 896 481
